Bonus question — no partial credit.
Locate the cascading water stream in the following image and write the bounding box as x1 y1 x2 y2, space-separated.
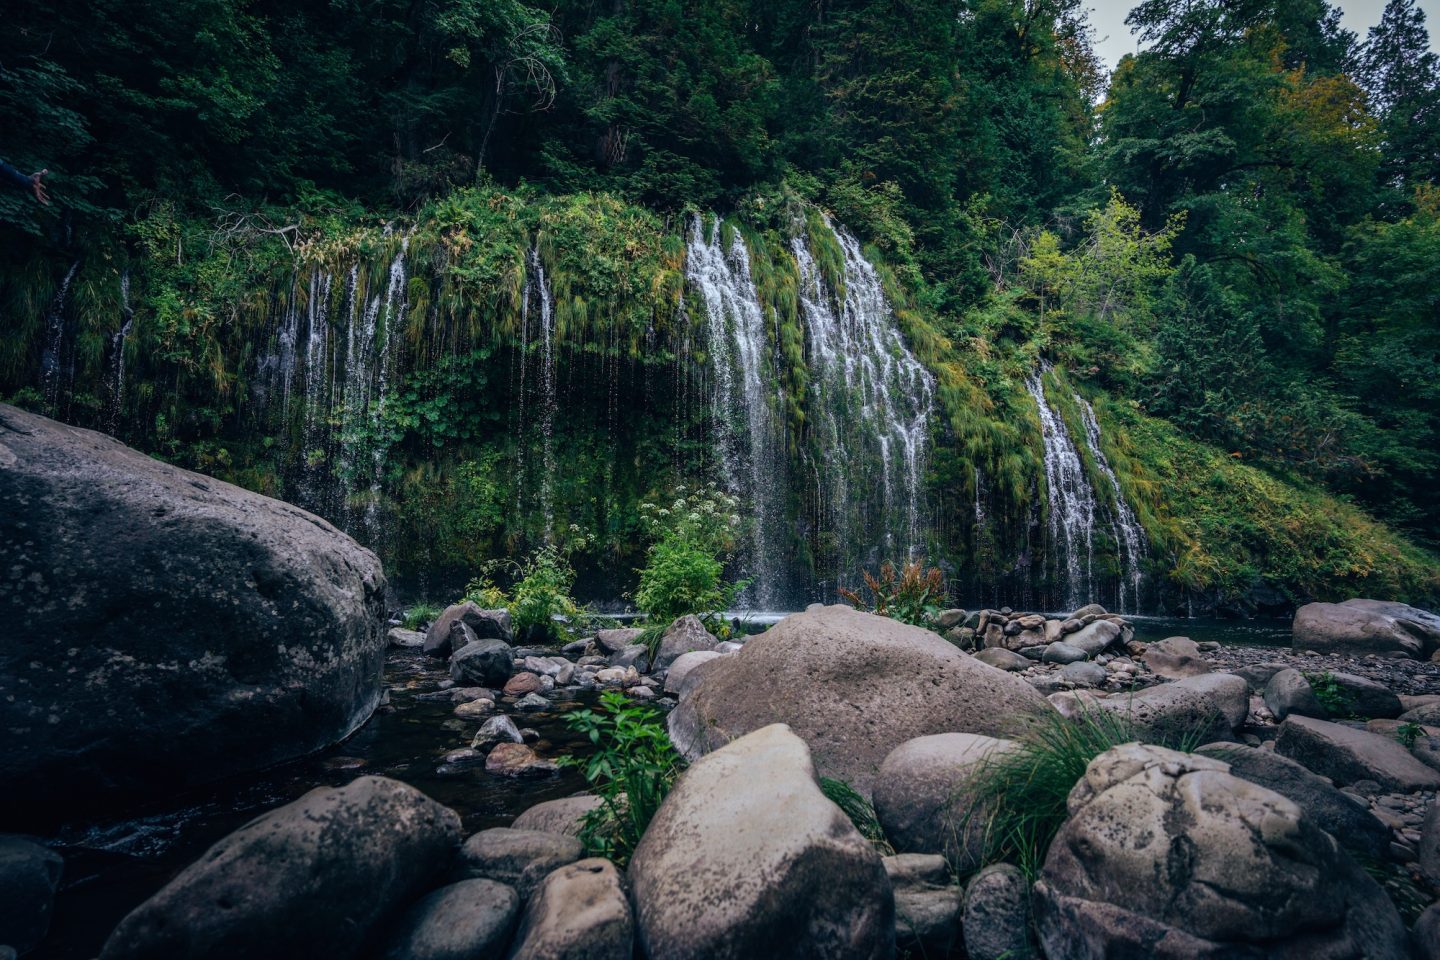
107 270 135 431
518 245 559 542
40 261 80 411
1076 396 1147 611
1026 366 1096 612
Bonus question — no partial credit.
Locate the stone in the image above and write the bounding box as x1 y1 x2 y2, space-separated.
669 606 1051 794
511 796 604 838
507 859 632 960
652 615 717 672
455 829 584 900
1142 637 1212 679
1402 702 1440 725
974 647 1030 671
453 699 495 720
935 609 968 629
388 628 426 649
450 635 515 688
1341 599 1440 650
661 651 723 695
513 693 550 712
1057 661 1106 687
380 879 519 960
714 640 745 654
472 715 524 752
594 628 645 655
1293 600 1434 660
1231 661 1289 692
503 673 544 697
1421 801 1440 885
1415 903 1440 960
1035 744 1409 960
1095 673 1248 743
0 835 63 955
1069 603 1108 619
1047 690 1104 720
1041 642 1087 665
1059 618 1084 634
1064 619 1121 657
884 854 960 958
1015 613 1047 630
963 864 1037 960
607 645 650 673
1275 715 1440 791
629 724 894 959
0 405 388 825
1018 645 1048 660
439 748 486 769
100 777 461 960
1326 671 1404 719
1196 742 1391 858
873 733 1018 872
1264 668 1326 721
485 743 556 778
424 602 514 657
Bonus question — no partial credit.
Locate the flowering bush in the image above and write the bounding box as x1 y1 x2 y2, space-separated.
634 483 746 622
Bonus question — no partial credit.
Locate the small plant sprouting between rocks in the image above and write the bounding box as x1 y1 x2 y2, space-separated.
838 559 946 628
962 706 1212 879
470 527 594 642
401 602 442 631
1397 721 1425 750
820 777 894 855
1303 671 1353 718
560 690 685 867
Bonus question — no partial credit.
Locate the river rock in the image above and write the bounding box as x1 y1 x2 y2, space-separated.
507 858 632 960
1196 742 1391 858
1095 673 1247 743
455 829 583 900
607 645 650 672
1402 702 1440 726
0 405 388 826
485 743 556 778
873 733 1018 872
511 796 604 838
974 647 1030 671
1327 671 1404 718
453 698 498 718
1293 600 1436 660
1232 661 1290 692
1035 743 1409 960
594 628 644 655
1058 661 1106 687
629 724 894 959
1422 802 1440 885
962 863 1037 960
652 615 717 672
424 603 514 657
1416 903 1440 960
1264 668 1326 721
662 651 723 695
885 854 960 958
1064 619 1121 657
503 672 544 697
0 835 63 955
100 777 461 960
450 635 515 688
669 605 1050 793
1142 637 1211 679
1342 598 1440 648
935 609 968 629
1069 603 1108 619
473 715 524 752
1275 715 1440 791
1042 642 1087 665
389 627 426 649
380 879 519 960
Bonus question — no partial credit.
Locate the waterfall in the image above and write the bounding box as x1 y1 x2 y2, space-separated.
40 261 80 411
107 270 135 431
1025 367 1096 612
686 216 787 607
793 216 936 591
518 245 558 541
299 270 334 511
1076 396 1147 611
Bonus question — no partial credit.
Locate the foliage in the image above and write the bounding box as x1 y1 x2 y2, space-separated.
560 690 684 867
634 484 746 623
462 577 509 609
1303 671 1354 718
839 561 947 628
402 602 443 631
1397 721 1425 750
481 529 592 641
819 778 894 855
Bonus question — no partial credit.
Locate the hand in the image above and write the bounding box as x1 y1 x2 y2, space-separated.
30 169 49 206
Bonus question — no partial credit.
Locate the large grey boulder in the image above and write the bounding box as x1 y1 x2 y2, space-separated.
506 859 632 960
661 650 723 695
1420 798 1440 885
455 829 583 900
873 733 1018 872
1275 715 1440 791
1264 668 1326 721
884 854 960 959
669 605 1051 793
1196 743 1391 858
1063 619 1121 657
629 723 894 960
1142 637 1211 679
1293 600 1437 660
0 404 388 826
963 864 1037 960
594 628 644 655
1035 744 1409 960
0 836 63 955
100 777 462 960
424 602 514 657
1095 673 1248 743
1326 672 1404 719
380 879 519 960
450 634 515 688
511 796 603 838
652 615 716 672
1416 903 1440 960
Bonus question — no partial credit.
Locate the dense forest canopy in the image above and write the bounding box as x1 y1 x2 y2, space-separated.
2 0 1438 609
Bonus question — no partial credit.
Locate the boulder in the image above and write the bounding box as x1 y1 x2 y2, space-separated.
424 602 513 657
974 648 1030 671
1069 604 1108 619
1293 601 1434 659
1058 661 1107 687
1142 637 1211 679
472 715 524 752
652 616 717 672
1264 668 1326 721
1415 903 1440 960
629 724 894 959
1195 743 1391 858
594 628 644 655
935 609 968 629
0 835 63 955
1064 619 1121 658
1275 715 1440 791
503 673 544 697
873 733 1018 872
511 796 603 838
453 699 495 720
1402 702 1440 726
380 879 519 960
455 829 583 900
884 854 960 958
669 606 1051 793
1041 642 1087 665
1421 800 1440 885
0 404 387 826
100 777 462 960
506 859 632 960
485 743 557 778
661 651 723 696
962 864 1037 960
1342 599 1440 649
1035 744 1409 960
1326 672 1403 719
607 645 650 673
388 627 426 649
1095 673 1248 743
450 636 515 688
1231 661 1290 693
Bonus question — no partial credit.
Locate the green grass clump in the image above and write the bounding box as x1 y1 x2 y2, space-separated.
401 601 442 631
820 777 894 855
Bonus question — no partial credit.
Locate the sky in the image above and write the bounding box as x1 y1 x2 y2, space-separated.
1086 0 1440 72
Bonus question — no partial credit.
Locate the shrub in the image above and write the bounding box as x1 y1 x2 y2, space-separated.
634 484 746 623
1397 721 1424 750
561 690 684 867
838 559 946 628
1303 671 1352 718
475 527 592 641
462 576 509 609
401 601 442 631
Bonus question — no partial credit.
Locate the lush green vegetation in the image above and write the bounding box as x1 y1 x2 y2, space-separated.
3 0 1439 609
633 485 746 623
838 561 949 628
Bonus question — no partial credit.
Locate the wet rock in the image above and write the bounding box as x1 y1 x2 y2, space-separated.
1041 642 1087 665
513 693 550 712
424 602 513 657
100 777 461 960
1403 702 1440 725
1057 661 1107 687
1069 603 1108 619
885 854 960 958
388 628 426 649
0 835 63 955
630 724 893 959
963 863 1037 960
1035 744 1408 960
670 605 1050 794
594 628 645 655
652 615 717 672
1421 801 1440 885
607 645 650 673
1096 673 1247 743
503 673 544 697
380 879 518 960
439 748 487 769
1231 661 1289 692
511 796 603 838
1264 668 1326 721
1142 637 1211 679
472 715 524 752
1064 619 1121 658
507 858 632 960
1275 715 1440 791
449 634 515 688
1294 600 1434 660
662 651 723 695
0 405 388 825
1415 903 1440 960
485 743 557 778
453 699 495 720
974 647 1030 671
455 829 583 900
